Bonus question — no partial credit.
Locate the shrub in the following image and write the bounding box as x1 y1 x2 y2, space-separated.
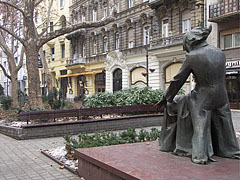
83 87 165 108
0 95 13 110
64 128 160 154
42 88 65 109
0 84 4 96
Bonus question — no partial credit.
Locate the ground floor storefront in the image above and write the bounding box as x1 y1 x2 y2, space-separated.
226 68 240 109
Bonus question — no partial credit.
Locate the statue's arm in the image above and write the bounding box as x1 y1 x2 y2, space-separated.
164 56 191 103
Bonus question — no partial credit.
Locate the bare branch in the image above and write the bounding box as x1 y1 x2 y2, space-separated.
34 0 44 7
16 46 24 72
0 63 11 80
0 1 26 18
0 25 25 45
0 32 13 58
38 17 114 47
38 0 54 37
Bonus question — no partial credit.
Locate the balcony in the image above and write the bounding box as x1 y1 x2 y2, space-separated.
209 0 240 22
66 57 86 69
148 0 165 9
150 34 184 50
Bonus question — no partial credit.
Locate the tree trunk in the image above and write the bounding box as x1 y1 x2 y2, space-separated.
25 45 43 108
10 72 19 108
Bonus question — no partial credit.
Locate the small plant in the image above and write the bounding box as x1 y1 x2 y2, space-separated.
42 88 66 109
0 95 13 110
0 84 4 96
64 128 160 155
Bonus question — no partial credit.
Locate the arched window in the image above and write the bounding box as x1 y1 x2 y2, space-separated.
131 67 147 88
113 68 122 92
60 15 66 28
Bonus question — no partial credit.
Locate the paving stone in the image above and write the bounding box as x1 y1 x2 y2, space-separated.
0 134 79 179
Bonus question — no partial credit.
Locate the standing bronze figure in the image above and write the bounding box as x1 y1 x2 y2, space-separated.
157 26 240 164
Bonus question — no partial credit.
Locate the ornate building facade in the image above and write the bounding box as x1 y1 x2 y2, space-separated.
208 0 240 109
55 0 204 99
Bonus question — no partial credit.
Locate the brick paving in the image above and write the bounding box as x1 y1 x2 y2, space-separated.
0 135 80 180
0 111 239 180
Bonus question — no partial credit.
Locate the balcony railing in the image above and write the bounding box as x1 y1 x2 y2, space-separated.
150 34 184 50
66 57 86 66
209 0 240 20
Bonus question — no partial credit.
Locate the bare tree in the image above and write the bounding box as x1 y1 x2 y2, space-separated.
0 0 24 108
0 0 113 108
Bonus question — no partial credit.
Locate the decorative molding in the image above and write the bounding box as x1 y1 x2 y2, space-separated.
105 50 127 71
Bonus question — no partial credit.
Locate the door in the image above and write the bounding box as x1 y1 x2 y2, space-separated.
95 72 105 93
226 75 240 109
60 70 68 98
113 68 122 92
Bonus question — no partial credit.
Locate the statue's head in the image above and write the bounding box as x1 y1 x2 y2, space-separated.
183 26 212 52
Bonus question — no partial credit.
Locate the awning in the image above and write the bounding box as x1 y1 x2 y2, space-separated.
56 70 103 78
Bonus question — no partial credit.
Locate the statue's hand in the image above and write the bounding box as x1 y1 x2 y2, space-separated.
154 97 167 112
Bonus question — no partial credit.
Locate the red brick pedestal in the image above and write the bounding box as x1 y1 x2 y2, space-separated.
75 141 240 180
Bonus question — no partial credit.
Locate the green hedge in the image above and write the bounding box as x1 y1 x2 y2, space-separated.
83 87 165 108
64 128 160 154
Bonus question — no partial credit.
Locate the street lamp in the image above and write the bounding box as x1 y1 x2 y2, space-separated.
145 26 149 87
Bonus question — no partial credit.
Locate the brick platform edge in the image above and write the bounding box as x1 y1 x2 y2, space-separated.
0 114 163 140
75 141 240 180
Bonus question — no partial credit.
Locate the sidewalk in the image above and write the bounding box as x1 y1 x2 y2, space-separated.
0 134 80 180
232 110 240 132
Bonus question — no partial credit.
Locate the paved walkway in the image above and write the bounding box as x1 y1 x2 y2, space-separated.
0 135 80 180
0 111 239 180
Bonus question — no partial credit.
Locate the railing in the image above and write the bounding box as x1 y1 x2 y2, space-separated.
66 58 86 66
150 34 184 50
209 0 240 19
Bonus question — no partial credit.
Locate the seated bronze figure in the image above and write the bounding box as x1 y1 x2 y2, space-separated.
157 26 240 164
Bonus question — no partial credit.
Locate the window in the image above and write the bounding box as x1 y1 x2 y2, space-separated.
115 2 120 13
115 32 119 50
234 32 240 47
182 19 191 33
61 44 65 58
143 26 150 45
92 9 97 21
103 36 108 52
92 39 97 55
182 10 191 33
128 0 134 8
162 18 168 38
223 32 240 49
82 43 86 57
60 0 64 8
51 47 55 61
35 11 38 23
103 6 108 18
82 13 86 22
14 57 18 64
128 28 134 48
50 22 54 32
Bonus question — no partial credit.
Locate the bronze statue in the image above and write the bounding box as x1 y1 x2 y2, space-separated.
157 26 240 164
